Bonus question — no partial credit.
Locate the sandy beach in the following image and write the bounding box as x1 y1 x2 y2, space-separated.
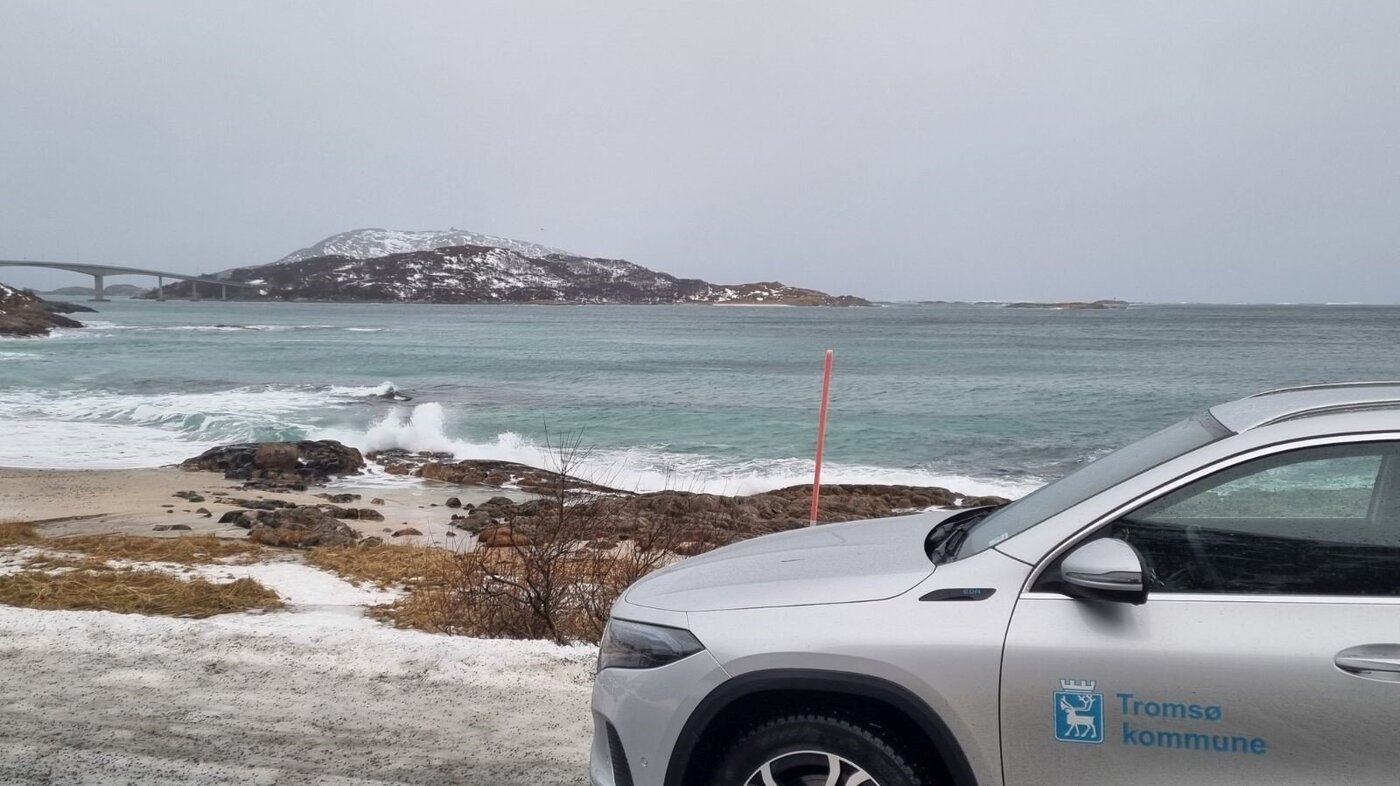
0 466 535 543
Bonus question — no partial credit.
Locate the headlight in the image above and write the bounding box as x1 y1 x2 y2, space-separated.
597 619 704 672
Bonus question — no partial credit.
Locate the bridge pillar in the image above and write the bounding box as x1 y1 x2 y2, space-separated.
221 283 228 301
91 274 108 302
156 276 165 301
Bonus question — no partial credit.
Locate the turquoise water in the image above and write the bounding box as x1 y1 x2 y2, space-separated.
2 300 1397 496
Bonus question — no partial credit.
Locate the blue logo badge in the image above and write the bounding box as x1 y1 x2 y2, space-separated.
1054 679 1104 744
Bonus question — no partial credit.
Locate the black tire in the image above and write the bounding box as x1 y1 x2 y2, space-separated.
711 712 930 786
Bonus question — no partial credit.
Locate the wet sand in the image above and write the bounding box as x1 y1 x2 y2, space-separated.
0 467 534 544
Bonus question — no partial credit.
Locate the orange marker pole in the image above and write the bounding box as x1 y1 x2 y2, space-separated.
809 349 834 526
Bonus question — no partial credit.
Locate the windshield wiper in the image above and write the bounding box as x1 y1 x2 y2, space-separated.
926 507 994 564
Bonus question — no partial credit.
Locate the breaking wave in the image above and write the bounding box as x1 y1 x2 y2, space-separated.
0 388 1041 497
325 403 1041 498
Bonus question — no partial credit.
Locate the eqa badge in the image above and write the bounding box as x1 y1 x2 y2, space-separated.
1054 679 1104 744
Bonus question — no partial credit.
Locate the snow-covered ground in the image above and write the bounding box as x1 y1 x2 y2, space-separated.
0 559 597 785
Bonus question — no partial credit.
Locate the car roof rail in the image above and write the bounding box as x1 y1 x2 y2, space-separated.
1248 381 1400 399
1256 401 1400 428
1212 382 1400 432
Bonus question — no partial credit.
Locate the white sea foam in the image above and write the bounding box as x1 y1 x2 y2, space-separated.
0 387 325 450
327 381 400 398
0 420 224 468
319 403 1043 498
0 390 1043 498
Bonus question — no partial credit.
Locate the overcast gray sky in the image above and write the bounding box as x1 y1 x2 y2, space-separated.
1 1 1397 302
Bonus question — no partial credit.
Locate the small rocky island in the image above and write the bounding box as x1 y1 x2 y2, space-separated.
148 228 871 306
1004 299 1128 310
0 283 94 336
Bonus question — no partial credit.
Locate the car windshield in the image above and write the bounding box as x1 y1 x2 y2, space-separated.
957 411 1232 558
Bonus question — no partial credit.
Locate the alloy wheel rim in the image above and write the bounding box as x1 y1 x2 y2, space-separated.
743 750 879 786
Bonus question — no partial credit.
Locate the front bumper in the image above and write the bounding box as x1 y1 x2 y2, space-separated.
590 648 729 786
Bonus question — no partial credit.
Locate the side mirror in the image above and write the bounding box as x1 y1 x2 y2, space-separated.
1059 538 1147 605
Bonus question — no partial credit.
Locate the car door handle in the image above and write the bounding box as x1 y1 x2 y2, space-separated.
1335 645 1400 680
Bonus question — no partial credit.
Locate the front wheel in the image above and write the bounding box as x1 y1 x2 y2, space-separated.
712 713 930 786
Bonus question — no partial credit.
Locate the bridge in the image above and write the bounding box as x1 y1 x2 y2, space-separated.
0 260 261 301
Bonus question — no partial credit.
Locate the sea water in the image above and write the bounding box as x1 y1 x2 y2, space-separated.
1 300 1397 497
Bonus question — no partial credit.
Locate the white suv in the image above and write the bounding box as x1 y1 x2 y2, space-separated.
590 383 1400 786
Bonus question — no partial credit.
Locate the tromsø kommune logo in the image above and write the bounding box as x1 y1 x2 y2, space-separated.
1054 679 1104 744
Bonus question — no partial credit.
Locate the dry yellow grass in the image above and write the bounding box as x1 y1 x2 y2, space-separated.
53 534 265 565
0 568 282 617
307 543 449 589
0 521 40 547
19 553 114 572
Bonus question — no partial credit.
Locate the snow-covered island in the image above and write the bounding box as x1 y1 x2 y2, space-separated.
147 228 872 306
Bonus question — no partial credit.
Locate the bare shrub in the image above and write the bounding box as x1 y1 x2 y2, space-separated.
380 433 684 644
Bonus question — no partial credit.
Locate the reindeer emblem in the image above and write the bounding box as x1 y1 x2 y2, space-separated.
1054 679 1104 743
1059 694 1098 738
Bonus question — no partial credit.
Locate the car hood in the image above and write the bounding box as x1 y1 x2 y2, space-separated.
624 510 957 613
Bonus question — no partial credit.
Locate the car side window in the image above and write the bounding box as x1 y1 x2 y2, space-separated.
1108 442 1400 596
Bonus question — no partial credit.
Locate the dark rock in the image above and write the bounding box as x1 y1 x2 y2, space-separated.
195 507 211 516
152 524 193 532
358 536 384 547
315 493 361 504
40 299 98 314
245 481 308 493
0 284 87 337
458 510 494 532
478 526 530 548
181 440 364 486
958 495 1012 509
316 505 385 522
418 459 618 494
218 498 296 511
445 497 462 508
392 527 423 537
365 449 455 476
218 510 256 528
466 483 979 553
444 530 456 538
370 497 386 506
173 491 206 502
376 385 412 402
246 506 359 548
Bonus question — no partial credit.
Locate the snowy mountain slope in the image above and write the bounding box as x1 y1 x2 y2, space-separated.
270 228 568 267
167 229 871 306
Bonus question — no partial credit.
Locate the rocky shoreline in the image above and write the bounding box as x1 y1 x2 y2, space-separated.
0 283 94 336
176 441 1011 556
